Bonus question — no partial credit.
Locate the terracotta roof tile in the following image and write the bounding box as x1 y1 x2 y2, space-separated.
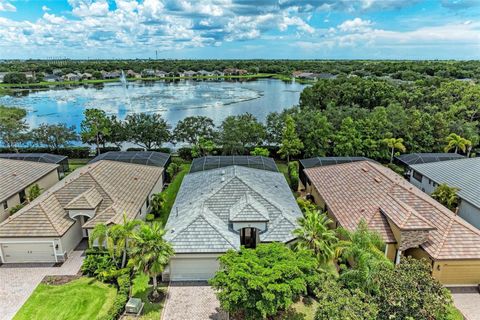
305 161 480 260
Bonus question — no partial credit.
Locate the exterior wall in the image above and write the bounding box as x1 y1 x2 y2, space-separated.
385 243 397 261
136 172 164 220
0 169 59 223
405 247 433 263
59 220 83 257
409 170 436 194
458 200 480 229
432 260 480 285
0 237 61 263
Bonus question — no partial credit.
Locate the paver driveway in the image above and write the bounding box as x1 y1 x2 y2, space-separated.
451 287 480 320
0 250 84 320
162 282 228 320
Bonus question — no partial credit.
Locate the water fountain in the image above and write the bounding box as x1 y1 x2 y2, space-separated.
120 70 132 111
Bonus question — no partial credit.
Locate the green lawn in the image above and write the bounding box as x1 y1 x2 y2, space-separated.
276 162 291 186
68 158 90 172
14 277 117 320
124 273 167 320
155 163 190 226
277 297 319 320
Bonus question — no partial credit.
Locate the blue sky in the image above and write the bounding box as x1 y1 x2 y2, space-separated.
0 0 479 59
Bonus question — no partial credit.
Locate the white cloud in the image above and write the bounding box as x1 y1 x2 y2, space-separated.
338 18 373 32
0 0 15 12
42 5 51 11
69 0 109 17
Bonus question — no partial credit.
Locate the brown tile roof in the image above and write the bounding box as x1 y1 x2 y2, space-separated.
0 159 59 202
305 161 480 260
0 160 163 237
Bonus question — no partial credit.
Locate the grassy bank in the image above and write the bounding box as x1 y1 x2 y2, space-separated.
0 73 275 89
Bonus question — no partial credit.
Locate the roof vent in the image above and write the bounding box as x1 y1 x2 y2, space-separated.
362 167 369 172
374 177 381 183
221 177 225 182
221 170 226 175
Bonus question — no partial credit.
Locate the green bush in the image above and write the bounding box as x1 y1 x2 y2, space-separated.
81 253 118 281
146 213 155 221
9 204 24 215
178 147 193 160
288 161 299 191
166 162 180 182
0 147 90 158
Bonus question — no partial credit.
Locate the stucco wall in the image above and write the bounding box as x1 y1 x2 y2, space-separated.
458 200 480 229
409 171 435 194
0 169 59 223
60 220 83 257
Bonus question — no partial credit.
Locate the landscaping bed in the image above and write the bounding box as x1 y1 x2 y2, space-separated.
14 277 117 320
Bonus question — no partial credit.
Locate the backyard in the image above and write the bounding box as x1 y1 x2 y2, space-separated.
13 277 117 320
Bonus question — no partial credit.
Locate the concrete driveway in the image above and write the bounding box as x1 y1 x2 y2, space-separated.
162 282 228 320
0 250 84 320
451 287 480 320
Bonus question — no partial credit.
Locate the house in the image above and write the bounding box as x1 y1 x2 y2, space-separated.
63 73 81 81
183 70 197 77
0 159 59 223
303 160 480 285
142 69 155 77
163 156 302 281
395 153 464 169
408 157 480 229
81 73 93 80
102 71 121 79
223 68 248 76
89 151 171 181
0 160 164 264
44 74 61 82
155 70 168 78
126 70 141 78
0 153 69 179
197 70 212 76
0 72 8 83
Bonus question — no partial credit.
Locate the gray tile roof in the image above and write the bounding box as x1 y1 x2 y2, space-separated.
165 165 302 253
0 160 163 237
411 157 480 209
0 159 59 203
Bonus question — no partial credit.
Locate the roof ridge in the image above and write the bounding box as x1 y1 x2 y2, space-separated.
38 200 63 234
434 218 454 258
384 193 434 230
201 211 238 249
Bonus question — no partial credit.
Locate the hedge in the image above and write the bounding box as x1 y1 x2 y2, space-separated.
0 146 90 158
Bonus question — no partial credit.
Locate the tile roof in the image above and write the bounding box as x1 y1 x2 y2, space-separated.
165 165 302 253
305 161 480 260
0 159 59 203
0 160 163 237
411 157 480 209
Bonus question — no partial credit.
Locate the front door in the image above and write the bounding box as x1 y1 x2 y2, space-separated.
240 228 257 248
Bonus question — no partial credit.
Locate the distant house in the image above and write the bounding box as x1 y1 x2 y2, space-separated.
0 159 59 222
303 160 480 285
292 71 335 80
126 70 141 78
163 156 302 281
102 71 121 79
44 74 61 82
223 68 248 76
0 153 69 179
197 70 212 76
0 72 7 83
155 70 168 78
408 157 480 230
81 73 93 80
212 70 224 76
142 69 155 77
64 73 81 81
183 70 197 77
0 160 164 264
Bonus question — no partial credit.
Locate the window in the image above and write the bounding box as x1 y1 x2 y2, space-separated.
240 228 257 249
19 190 26 204
412 171 423 182
2 201 7 210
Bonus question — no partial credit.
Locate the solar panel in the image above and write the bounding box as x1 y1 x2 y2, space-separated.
190 156 278 173
89 151 171 168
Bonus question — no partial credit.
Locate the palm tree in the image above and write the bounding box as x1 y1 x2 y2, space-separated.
337 220 392 293
444 133 472 154
432 183 459 212
89 223 115 258
109 213 143 268
293 209 338 266
128 222 174 299
382 137 406 163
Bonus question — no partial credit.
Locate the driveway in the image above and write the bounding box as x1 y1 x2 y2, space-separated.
0 250 84 320
451 287 480 320
162 282 228 320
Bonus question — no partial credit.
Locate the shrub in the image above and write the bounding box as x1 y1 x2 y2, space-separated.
0 146 90 158
250 147 270 157
98 273 131 320
314 280 378 320
166 161 181 182
288 161 299 191
178 147 193 160
9 204 24 215
81 252 118 281
146 213 154 221
99 146 121 154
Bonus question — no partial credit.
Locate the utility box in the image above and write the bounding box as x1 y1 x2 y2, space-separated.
125 297 143 315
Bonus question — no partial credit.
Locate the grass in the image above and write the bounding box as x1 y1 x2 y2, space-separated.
276 162 290 185
444 305 464 320
124 273 166 320
68 158 90 172
14 277 117 320
154 163 190 226
277 297 319 320
0 73 275 89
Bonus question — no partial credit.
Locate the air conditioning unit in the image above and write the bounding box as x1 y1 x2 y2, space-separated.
125 297 144 315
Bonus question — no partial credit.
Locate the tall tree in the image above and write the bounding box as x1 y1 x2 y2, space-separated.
129 223 174 299
0 105 29 152
173 116 215 145
293 209 338 266
109 214 143 268
431 183 459 212
31 123 77 152
293 109 332 157
382 137 406 163
80 108 110 155
125 113 170 149
278 115 303 164
220 113 266 154
333 117 362 157
444 133 472 154
104 115 127 148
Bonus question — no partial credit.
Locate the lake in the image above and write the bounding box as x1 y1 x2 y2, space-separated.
0 79 306 131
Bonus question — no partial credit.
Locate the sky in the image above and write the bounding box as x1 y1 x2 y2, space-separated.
0 0 479 60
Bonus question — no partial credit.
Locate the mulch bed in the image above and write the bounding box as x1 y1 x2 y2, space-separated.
41 275 82 285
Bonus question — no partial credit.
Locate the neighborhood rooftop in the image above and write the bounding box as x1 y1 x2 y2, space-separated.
394 153 465 166
165 165 302 253
89 151 171 168
0 160 164 237
189 156 278 173
0 158 59 203
304 160 480 260
410 157 480 210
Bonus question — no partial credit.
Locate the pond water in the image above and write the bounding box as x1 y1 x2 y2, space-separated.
0 79 306 131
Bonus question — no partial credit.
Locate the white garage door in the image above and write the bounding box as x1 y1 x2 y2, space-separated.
1 242 56 263
170 258 219 281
